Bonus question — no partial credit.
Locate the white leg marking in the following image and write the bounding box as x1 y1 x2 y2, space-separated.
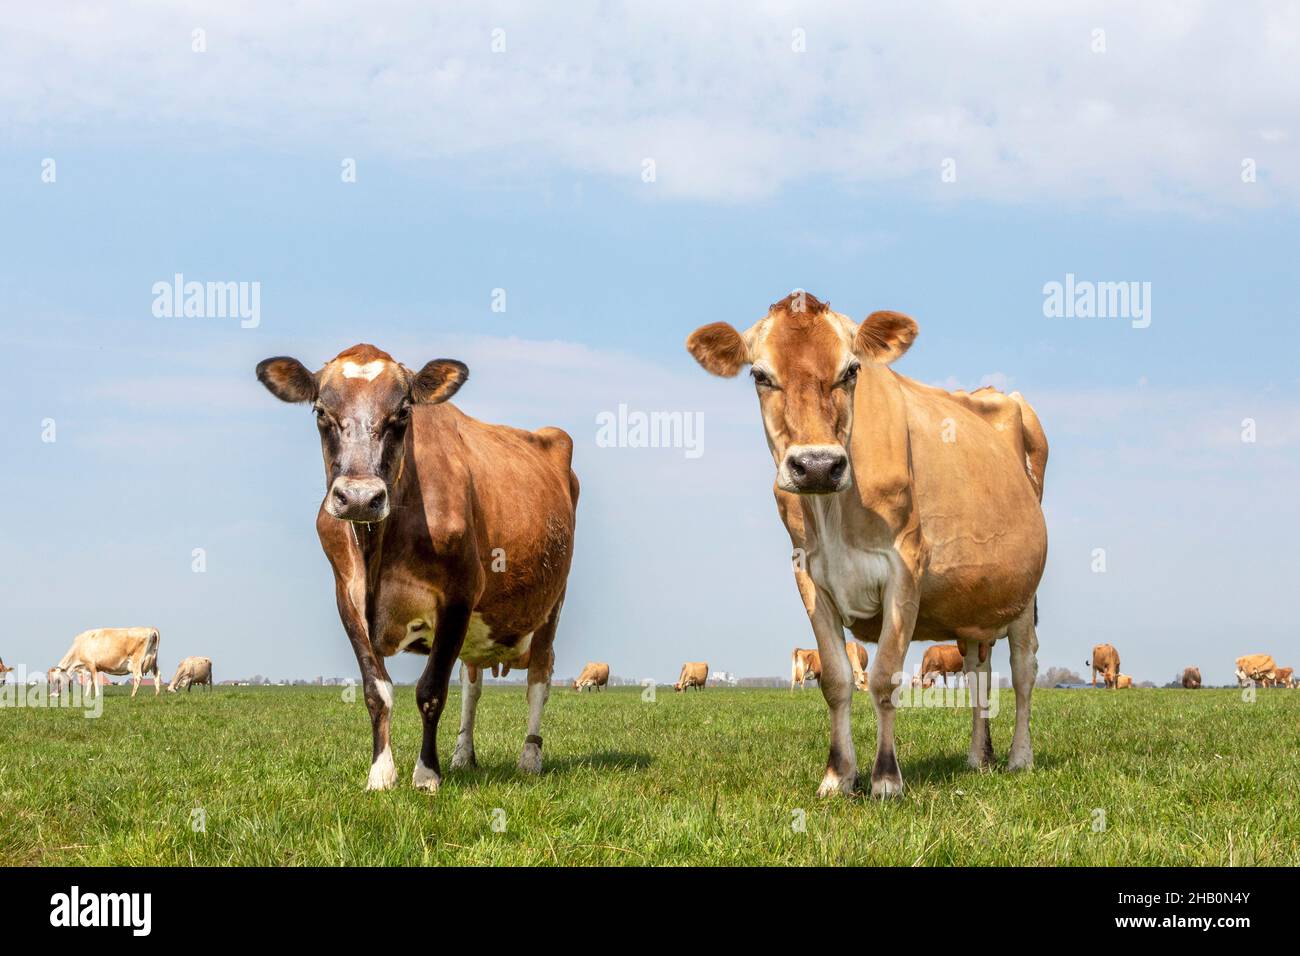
367 746 397 791
411 756 441 792
451 662 483 770
374 679 394 710
519 680 548 774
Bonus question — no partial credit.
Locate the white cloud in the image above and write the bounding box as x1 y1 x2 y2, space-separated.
4 2 1299 209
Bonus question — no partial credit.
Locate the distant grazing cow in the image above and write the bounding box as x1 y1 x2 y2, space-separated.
50 628 160 698
845 641 869 692
921 644 964 688
1088 644 1121 689
258 344 579 792
0 658 12 678
688 292 1048 797
1115 674 1133 689
1181 667 1201 689
573 662 610 692
1235 654 1276 687
675 662 708 692
790 648 821 690
168 657 213 693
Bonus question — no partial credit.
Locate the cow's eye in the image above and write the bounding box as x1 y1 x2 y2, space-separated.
751 368 775 389
838 362 860 387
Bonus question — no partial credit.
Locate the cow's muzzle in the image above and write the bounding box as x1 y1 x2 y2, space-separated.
780 445 850 494
327 476 390 522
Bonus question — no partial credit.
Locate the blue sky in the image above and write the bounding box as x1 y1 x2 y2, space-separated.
2 3 1297 686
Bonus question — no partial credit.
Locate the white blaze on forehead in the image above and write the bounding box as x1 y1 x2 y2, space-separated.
341 360 388 381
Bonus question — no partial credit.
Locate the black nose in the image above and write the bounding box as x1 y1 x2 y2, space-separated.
329 477 390 520
788 449 848 492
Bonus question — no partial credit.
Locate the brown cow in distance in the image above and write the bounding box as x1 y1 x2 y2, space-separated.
573 662 610 692
845 640 869 692
689 292 1048 798
1181 667 1201 689
1088 643 1121 689
675 662 708 691
1235 654 1276 687
0 658 12 677
258 344 579 792
168 656 213 692
1266 666 1294 689
921 644 964 688
50 627 161 698
1116 674 1133 689
791 648 821 690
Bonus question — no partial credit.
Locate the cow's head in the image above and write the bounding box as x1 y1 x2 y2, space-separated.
687 292 917 494
257 345 468 522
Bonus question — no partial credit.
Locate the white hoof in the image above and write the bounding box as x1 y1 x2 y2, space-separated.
518 743 543 775
816 767 855 798
870 775 905 799
366 748 397 791
411 757 441 793
450 743 476 770
1007 747 1033 772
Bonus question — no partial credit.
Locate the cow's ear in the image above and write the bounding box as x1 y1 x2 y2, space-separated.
411 359 468 404
256 357 318 403
686 322 749 378
854 311 918 365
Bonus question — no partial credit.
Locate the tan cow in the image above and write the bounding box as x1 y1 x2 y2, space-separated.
674 662 708 692
1115 674 1133 689
920 644 964 689
790 648 821 690
689 292 1048 798
168 656 213 693
259 344 579 791
845 640 869 692
1235 654 1276 686
0 658 12 677
573 662 610 692
50 627 161 698
1277 666 1295 689
1181 667 1201 689
1088 643 1121 689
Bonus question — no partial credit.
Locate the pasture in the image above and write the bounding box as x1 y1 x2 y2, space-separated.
2 685 1296 866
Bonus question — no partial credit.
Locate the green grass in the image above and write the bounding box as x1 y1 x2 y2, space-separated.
2 684 1297 865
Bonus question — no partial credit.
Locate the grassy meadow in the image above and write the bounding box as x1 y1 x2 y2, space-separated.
2 684 1297 866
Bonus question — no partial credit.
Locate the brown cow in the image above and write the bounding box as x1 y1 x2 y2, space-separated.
0 658 12 677
573 662 610 692
920 644 964 689
168 656 213 692
674 662 708 691
1235 653 1276 687
1088 643 1121 689
790 648 821 690
49 627 161 698
689 292 1048 798
258 344 579 792
1181 666 1201 689
845 640 869 692
1115 674 1133 689
1275 666 1295 689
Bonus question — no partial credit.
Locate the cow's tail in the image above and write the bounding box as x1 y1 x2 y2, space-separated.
1034 597 1039 627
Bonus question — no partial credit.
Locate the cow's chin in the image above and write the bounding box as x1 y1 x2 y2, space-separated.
324 503 392 524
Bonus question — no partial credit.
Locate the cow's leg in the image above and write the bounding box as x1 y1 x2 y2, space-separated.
807 590 857 797
413 603 470 793
451 661 483 770
865 575 918 799
520 596 563 775
1007 602 1039 771
961 639 995 768
331 581 397 791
